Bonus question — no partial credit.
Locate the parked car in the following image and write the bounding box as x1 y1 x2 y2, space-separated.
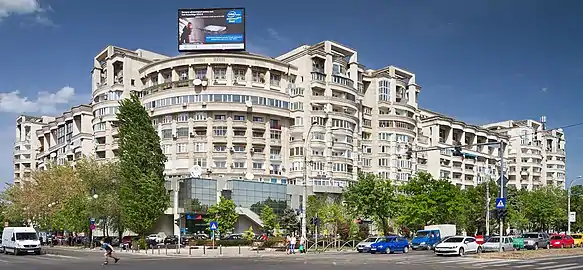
481 236 514 252
522 232 550 250
164 235 179 245
550 234 575 248
370 236 410 254
434 236 481 256
570 234 583 247
147 233 166 244
431 236 454 249
356 237 383 253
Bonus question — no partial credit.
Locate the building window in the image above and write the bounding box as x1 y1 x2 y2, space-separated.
176 127 189 138
252 162 264 169
194 142 206 152
252 70 265 84
233 144 246 152
161 129 173 139
214 144 227 152
213 68 226 80
233 68 246 81
253 116 264 122
270 130 282 140
213 160 227 168
233 115 245 121
233 162 246 168
161 144 171 154
233 129 246 136
213 126 227 136
162 115 173 124
215 114 226 121
378 80 390 101
194 112 207 121
179 70 188 81
270 73 281 87
176 143 188 153
294 117 303 126
177 113 189 122
195 68 207 79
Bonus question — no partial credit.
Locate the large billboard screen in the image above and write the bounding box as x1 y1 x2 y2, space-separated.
178 8 246 52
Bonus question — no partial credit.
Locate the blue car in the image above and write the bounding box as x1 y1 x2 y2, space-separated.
369 236 410 254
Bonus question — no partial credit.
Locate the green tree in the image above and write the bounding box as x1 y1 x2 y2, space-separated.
243 226 255 240
117 93 169 236
206 196 238 235
259 205 278 233
343 173 401 235
279 208 300 234
187 198 209 214
461 179 498 234
250 198 287 216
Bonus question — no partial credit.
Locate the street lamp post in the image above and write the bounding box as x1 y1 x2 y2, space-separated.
302 121 319 241
567 176 583 235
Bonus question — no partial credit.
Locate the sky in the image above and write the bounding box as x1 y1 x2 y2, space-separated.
0 0 582 190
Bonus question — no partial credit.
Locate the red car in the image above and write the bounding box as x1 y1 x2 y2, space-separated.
550 234 575 248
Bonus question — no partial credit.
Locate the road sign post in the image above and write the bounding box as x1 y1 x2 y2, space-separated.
210 221 218 249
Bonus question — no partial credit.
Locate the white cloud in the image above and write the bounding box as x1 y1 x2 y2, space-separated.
0 86 77 114
541 87 548 93
0 0 42 18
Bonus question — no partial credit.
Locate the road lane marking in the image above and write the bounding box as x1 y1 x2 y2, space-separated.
560 265 583 270
0 259 11 263
536 263 578 270
514 264 535 268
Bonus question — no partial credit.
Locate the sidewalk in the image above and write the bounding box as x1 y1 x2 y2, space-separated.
46 245 354 258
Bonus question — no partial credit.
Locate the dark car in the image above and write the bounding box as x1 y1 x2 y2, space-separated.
164 235 179 245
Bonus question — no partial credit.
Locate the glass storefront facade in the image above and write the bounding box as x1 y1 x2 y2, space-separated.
227 179 288 216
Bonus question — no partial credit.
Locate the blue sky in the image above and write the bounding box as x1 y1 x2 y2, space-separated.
0 0 582 190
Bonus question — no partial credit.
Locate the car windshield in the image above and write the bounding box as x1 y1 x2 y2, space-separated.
415 231 429 237
364 237 379 242
16 232 38 241
551 235 562 240
487 237 500 243
443 237 464 243
522 234 539 239
572 235 582 239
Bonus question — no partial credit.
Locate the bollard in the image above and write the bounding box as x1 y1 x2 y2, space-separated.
219 245 222 255
203 245 206 255
189 246 192 255
165 244 168 255
239 245 241 255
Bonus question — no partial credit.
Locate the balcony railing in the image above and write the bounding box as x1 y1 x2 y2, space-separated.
311 72 326 82
332 75 354 88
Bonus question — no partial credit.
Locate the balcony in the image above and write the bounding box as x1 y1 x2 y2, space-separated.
331 75 355 89
311 72 326 82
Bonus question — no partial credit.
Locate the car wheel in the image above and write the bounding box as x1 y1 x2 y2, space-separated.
458 247 465 256
403 246 409 253
501 247 505 252
14 249 19 256
385 247 391 254
477 247 482 254
358 250 363 253
534 244 538 250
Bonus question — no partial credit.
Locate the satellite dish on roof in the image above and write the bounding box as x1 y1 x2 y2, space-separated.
193 79 202 86
190 165 202 178
245 173 254 180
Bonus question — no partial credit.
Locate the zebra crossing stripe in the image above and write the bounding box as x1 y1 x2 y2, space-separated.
536 263 578 270
0 259 11 263
513 264 535 268
560 265 583 270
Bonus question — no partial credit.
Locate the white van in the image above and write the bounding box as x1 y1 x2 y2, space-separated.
1 227 42 255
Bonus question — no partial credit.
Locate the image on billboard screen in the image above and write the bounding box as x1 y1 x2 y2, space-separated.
178 8 245 52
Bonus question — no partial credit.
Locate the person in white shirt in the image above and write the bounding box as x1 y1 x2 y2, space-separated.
290 235 297 254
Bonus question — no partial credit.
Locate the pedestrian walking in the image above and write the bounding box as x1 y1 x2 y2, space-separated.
100 240 120 266
285 235 291 254
299 235 306 254
290 235 297 254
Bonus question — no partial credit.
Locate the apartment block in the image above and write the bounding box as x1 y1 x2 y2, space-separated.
13 115 54 185
34 105 95 170
483 119 566 189
418 109 507 188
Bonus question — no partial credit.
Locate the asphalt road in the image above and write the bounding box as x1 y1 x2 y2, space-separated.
1 248 583 270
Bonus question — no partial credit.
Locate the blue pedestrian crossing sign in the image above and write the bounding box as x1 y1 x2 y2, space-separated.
496 197 507 209
209 221 218 231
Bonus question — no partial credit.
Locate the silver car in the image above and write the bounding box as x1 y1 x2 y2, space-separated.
357 237 382 253
482 236 515 252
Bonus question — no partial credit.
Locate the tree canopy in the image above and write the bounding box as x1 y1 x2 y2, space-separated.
117 93 169 236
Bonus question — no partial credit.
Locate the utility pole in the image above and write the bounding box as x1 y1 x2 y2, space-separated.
498 142 505 253
302 122 318 242
486 176 490 236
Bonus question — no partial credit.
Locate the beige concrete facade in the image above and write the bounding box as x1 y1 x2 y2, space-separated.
13 115 54 185
34 105 95 170
483 119 567 189
13 41 566 192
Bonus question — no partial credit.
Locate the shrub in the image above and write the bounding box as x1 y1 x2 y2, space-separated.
263 236 286 248
132 238 147 250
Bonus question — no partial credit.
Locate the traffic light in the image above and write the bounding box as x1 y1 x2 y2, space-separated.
453 140 463 156
405 147 413 159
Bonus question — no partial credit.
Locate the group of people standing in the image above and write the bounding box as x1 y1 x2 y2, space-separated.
285 234 306 254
